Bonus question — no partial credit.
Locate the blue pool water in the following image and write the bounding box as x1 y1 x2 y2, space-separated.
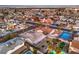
24 51 33 54
58 31 72 40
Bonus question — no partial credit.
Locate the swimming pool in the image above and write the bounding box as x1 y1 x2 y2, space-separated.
58 31 72 40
